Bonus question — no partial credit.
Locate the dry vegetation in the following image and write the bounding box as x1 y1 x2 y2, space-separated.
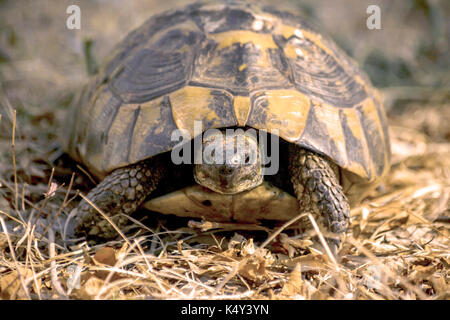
0 0 449 300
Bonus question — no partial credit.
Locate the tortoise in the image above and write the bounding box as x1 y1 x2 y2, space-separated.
63 1 391 250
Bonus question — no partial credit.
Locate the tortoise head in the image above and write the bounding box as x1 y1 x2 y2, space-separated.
194 129 263 194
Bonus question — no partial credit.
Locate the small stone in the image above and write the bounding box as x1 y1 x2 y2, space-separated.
145 170 151 177
136 172 143 179
121 180 129 188
135 184 143 192
130 169 137 177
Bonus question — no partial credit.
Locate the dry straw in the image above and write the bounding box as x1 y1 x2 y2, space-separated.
0 98 448 299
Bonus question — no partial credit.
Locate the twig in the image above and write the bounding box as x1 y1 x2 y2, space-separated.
76 164 97 185
260 212 307 249
40 173 76 241
31 168 55 229
307 213 339 267
48 228 68 299
11 110 18 213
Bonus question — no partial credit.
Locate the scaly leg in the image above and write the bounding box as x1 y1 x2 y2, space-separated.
66 157 166 240
288 145 350 255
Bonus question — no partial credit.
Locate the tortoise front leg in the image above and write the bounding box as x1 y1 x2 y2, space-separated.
66 157 166 240
288 145 350 254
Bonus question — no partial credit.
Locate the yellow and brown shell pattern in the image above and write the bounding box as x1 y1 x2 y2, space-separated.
65 2 391 186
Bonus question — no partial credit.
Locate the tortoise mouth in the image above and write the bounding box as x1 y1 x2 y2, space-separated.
194 169 264 195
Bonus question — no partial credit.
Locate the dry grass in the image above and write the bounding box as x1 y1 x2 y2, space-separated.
0 95 448 300
0 0 449 300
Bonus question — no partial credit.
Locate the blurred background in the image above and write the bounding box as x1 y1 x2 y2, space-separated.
0 0 448 108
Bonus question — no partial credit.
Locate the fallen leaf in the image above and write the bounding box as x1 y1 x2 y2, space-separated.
0 268 33 300
281 263 304 296
75 276 104 299
92 247 120 281
93 247 116 266
238 247 273 284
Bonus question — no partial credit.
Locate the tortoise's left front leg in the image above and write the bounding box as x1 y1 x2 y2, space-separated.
66 157 166 240
288 145 350 255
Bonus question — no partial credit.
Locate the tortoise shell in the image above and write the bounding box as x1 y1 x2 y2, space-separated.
64 2 391 204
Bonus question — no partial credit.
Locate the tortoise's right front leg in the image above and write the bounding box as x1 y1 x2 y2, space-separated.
66 157 166 240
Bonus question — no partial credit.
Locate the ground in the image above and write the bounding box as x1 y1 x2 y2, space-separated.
0 0 449 300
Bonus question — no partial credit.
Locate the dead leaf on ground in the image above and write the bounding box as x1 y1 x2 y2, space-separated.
0 268 35 299
92 247 121 281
